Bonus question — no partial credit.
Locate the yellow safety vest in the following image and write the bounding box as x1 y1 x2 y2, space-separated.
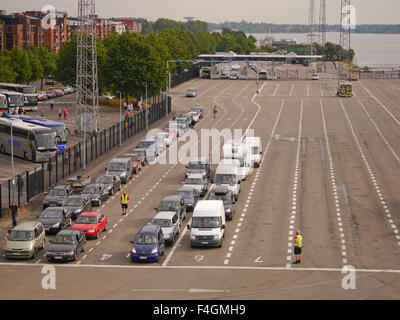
121 194 129 204
294 235 302 248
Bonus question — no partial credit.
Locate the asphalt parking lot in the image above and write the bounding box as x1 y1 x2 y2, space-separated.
0 77 400 299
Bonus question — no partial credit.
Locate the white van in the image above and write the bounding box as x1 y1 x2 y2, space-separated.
244 136 262 168
219 158 243 180
222 140 252 180
188 200 226 247
212 164 241 201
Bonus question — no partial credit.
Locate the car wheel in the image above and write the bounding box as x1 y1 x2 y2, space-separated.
31 248 37 259
110 188 114 195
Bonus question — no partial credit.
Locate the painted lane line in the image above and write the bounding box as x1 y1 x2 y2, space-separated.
321 100 349 265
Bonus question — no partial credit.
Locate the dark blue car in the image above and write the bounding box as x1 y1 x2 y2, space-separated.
130 224 165 263
176 186 200 212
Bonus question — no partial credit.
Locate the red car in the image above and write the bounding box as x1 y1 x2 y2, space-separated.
119 153 142 173
71 212 108 239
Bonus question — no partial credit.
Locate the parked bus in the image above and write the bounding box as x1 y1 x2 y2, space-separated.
0 117 57 162
0 90 24 111
0 93 7 111
3 114 70 152
0 83 38 109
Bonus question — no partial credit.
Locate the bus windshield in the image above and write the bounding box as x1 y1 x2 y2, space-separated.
53 124 66 141
9 94 24 107
36 131 57 151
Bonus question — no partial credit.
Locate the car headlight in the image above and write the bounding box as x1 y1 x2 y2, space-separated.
213 234 220 240
52 223 60 228
67 251 74 255
191 235 196 240
88 229 95 233
75 209 82 213
151 247 158 254
131 247 136 254
226 208 231 213
121 172 126 177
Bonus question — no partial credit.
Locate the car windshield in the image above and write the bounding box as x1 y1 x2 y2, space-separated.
135 233 157 245
158 201 179 212
209 194 232 205
96 176 113 184
192 217 221 228
41 210 62 219
83 185 100 194
187 88 195 93
8 230 34 241
76 216 97 224
137 141 153 148
53 234 74 244
107 163 125 171
0 95 8 109
251 146 259 154
188 163 205 169
48 189 65 197
152 219 172 227
185 178 203 185
214 174 236 184
63 198 82 206
176 191 194 199
35 131 57 150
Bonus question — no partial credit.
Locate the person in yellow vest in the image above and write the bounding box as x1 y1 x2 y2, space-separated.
293 230 303 264
120 191 130 215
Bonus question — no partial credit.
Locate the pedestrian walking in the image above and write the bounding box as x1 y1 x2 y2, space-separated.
40 111 44 117
58 108 62 118
63 108 68 120
292 230 303 264
120 191 130 215
9 201 19 228
50 99 54 110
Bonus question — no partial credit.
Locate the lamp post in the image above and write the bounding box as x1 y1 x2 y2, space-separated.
116 91 122 146
142 82 148 130
11 122 15 203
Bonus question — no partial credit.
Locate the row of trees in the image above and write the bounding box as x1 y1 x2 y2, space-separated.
55 28 257 100
0 45 57 85
142 18 209 34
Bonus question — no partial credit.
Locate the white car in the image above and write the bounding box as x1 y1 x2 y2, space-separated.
312 74 320 80
158 132 172 147
188 111 200 123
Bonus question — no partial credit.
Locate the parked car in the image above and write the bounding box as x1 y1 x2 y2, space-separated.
189 106 203 119
99 93 115 100
81 183 109 207
185 157 211 179
208 185 235 220
105 157 133 183
312 74 320 80
175 117 189 132
61 195 92 221
155 195 187 223
176 186 200 212
4 221 46 259
132 148 150 166
157 132 172 147
95 175 121 195
46 230 86 262
37 207 72 234
163 128 177 141
183 173 208 197
36 91 48 101
151 211 180 245
188 111 200 123
45 90 56 98
130 224 165 263
42 184 73 209
117 153 142 173
71 212 108 239
186 87 197 97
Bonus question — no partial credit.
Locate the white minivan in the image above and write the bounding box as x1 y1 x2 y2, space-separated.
244 136 262 168
188 200 226 248
212 164 241 201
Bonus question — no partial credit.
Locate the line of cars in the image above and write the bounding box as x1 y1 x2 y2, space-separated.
37 86 75 101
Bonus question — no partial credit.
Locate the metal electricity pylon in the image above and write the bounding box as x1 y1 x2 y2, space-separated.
318 0 327 47
339 0 352 79
76 0 99 136
307 0 315 56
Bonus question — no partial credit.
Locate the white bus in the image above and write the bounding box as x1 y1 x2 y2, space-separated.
0 117 57 162
0 93 7 111
0 90 24 112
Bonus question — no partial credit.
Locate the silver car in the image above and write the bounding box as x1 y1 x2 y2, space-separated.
183 172 208 197
151 211 180 245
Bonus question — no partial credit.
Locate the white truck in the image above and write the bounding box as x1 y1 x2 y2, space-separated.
244 136 263 168
212 163 241 201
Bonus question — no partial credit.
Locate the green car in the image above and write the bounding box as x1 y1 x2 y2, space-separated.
4 221 46 259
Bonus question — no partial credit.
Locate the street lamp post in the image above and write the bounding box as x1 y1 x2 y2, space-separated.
11 123 15 203
116 91 122 146
142 82 148 130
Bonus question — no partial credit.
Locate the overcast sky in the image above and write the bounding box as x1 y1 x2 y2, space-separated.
3 0 400 24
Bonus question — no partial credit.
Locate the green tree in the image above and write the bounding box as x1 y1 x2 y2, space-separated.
38 45 57 88
27 47 44 83
10 46 32 84
54 36 77 86
0 53 17 83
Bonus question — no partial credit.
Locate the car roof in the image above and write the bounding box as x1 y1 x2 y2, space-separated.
111 157 130 163
13 221 40 231
56 229 82 236
66 194 85 199
153 211 175 219
79 212 100 217
177 186 196 192
162 195 181 202
138 223 160 234
212 185 229 194
53 185 69 190
43 207 64 212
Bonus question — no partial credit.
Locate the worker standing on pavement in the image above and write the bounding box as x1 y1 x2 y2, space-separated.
213 105 218 118
120 191 130 215
50 99 54 110
9 201 20 228
293 230 303 264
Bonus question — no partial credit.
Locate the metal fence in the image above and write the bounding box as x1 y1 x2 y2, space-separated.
0 95 171 213
359 70 400 79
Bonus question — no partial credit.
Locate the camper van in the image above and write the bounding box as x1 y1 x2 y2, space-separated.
187 200 226 248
